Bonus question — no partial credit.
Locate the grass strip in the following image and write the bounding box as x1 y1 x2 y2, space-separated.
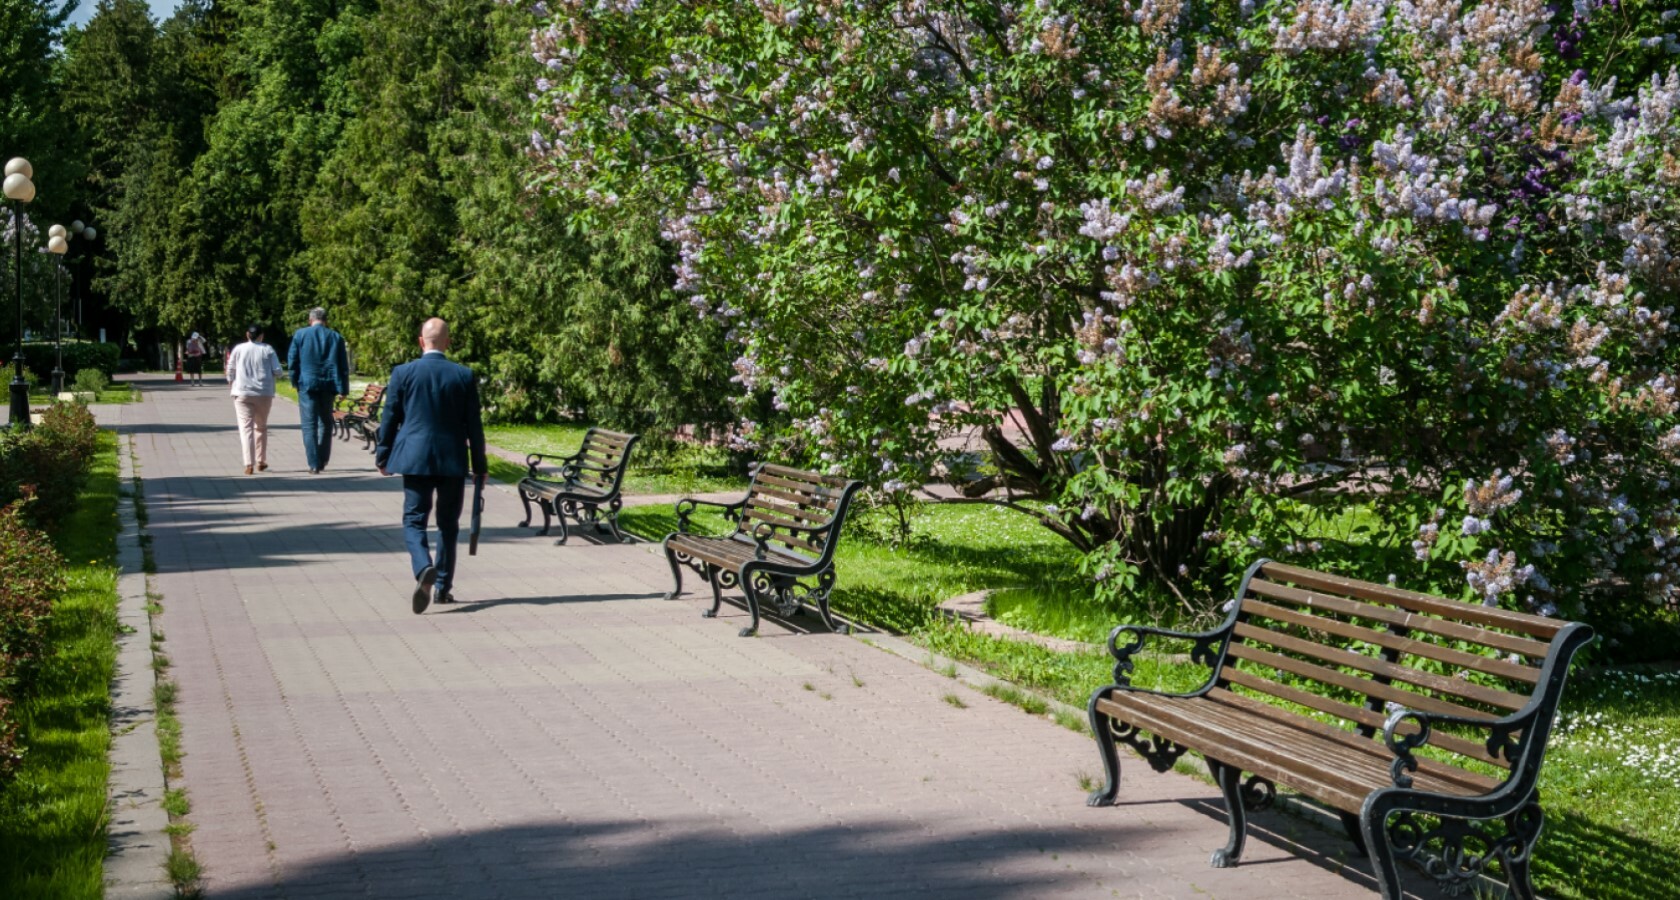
0 431 120 898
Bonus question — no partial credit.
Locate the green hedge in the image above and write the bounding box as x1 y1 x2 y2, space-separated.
0 404 101 531
15 342 119 383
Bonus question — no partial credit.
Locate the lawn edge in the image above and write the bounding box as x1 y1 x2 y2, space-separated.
102 431 177 900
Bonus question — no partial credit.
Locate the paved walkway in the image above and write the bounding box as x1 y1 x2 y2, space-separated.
116 374 1415 899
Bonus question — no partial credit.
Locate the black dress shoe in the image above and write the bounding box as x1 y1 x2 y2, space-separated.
433 587 454 605
412 566 437 614
308 467 319 474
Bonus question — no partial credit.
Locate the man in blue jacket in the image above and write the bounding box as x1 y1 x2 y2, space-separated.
375 317 488 613
287 307 351 474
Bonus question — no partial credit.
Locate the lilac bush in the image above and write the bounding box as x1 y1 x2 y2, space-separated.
524 0 1679 645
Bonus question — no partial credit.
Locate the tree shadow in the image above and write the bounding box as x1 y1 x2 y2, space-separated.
203 811 1410 900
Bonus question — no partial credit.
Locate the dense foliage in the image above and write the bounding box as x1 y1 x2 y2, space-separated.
526 0 1680 651
0 402 100 529
31 0 734 433
18 341 119 384
0 501 67 783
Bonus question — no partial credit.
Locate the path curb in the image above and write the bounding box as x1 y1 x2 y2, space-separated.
104 432 173 900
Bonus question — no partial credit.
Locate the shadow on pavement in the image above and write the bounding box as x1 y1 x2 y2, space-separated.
436 592 666 613
206 812 1407 900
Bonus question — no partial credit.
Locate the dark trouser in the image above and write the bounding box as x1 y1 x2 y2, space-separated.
298 388 336 470
402 475 466 592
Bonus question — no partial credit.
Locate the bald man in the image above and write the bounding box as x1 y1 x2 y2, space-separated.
375 318 488 613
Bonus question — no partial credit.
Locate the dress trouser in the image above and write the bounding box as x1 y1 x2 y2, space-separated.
298 388 336 470
402 475 466 593
232 396 274 468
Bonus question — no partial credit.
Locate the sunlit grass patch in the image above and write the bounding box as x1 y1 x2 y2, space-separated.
0 431 120 898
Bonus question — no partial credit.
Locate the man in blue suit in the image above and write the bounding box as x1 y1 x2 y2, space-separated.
375 318 488 614
287 307 351 474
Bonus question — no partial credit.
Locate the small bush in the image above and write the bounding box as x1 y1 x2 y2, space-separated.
0 403 100 529
0 500 66 782
71 368 108 394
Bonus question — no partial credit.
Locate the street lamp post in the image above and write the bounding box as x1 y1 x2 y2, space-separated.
47 225 68 394
3 157 36 430
67 220 94 338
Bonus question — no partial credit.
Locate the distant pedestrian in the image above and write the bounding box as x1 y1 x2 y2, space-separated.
184 332 207 386
226 324 281 475
375 318 487 614
286 307 350 474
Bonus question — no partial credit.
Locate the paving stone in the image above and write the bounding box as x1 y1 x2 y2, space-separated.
118 375 1443 899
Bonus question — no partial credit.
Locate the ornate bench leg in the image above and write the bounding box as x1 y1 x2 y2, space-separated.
738 568 765 637
702 566 724 618
1361 800 1407 900
553 500 575 545
662 540 685 602
1208 758 1248 868
605 498 625 542
810 568 847 634
518 489 535 529
1085 687 1122 807
1503 801 1545 900
536 498 554 537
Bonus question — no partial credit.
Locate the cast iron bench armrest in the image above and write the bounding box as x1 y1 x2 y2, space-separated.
748 518 834 559
1380 705 1534 790
524 450 582 478
1102 609 1238 696
674 496 748 533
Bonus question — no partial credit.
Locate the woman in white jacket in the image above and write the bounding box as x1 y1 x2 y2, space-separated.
225 324 282 475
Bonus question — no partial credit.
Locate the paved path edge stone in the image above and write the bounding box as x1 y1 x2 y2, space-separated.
104 431 174 900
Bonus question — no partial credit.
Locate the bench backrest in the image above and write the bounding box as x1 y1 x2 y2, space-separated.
360 384 384 412
1218 560 1592 778
569 428 639 493
735 464 862 562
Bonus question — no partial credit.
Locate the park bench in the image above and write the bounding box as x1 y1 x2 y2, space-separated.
516 428 640 544
1086 559 1593 900
333 383 384 450
662 464 862 637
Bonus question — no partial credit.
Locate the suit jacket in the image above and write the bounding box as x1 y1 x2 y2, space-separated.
375 352 488 478
287 324 351 396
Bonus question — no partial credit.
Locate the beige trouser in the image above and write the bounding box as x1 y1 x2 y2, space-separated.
233 396 274 468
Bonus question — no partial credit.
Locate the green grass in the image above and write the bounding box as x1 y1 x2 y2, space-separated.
485 422 743 496
621 500 1091 633
25 384 136 404
0 431 122 899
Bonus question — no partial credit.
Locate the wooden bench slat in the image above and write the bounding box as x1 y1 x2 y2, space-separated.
1246 578 1552 660
1240 598 1543 685
748 484 841 512
1259 562 1564 640
753 472 847 502
1219 667 1509 768
1202 690 1501 794
1096 693 1495 813
1232 622 1528 712
667 534 812 568
1224 640 1498 721
745 498 835 528
758 463 852 488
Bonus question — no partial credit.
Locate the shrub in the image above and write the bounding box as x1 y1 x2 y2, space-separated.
0 500 65 782
0 403 100 529
71 368 109 394
529 2 1680 654
18 342 120 383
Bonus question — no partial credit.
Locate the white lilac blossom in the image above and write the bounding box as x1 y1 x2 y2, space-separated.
527 1 1680 625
